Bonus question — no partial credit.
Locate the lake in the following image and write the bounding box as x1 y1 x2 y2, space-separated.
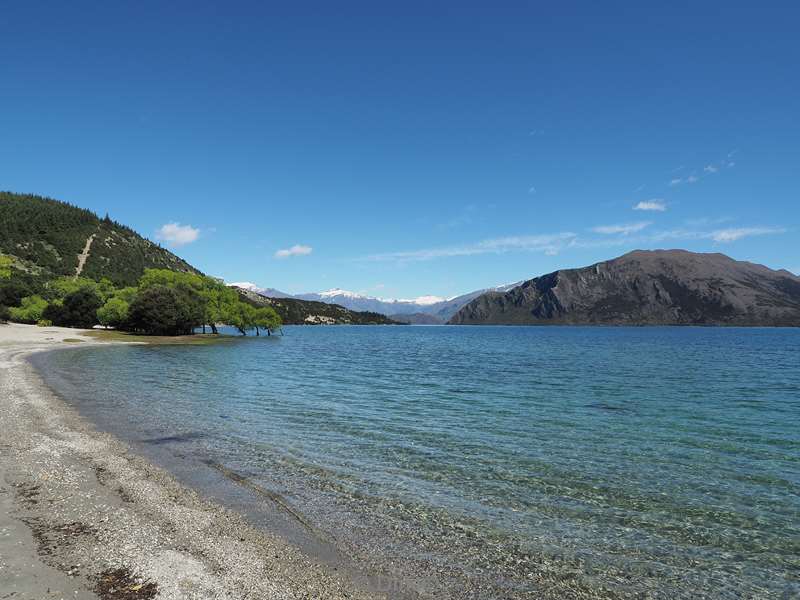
33 325 800 599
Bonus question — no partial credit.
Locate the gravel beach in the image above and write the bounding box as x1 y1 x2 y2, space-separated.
0 323 386 600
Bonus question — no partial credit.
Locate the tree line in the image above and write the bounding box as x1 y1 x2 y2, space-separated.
0 259 281 336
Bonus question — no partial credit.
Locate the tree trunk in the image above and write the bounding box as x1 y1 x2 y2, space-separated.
210 323 218 335
202 324 206 334
255 327 260 336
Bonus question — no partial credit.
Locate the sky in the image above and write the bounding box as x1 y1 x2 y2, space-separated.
2 2 798 299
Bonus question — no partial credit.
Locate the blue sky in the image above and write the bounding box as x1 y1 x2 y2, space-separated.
2 2 798 298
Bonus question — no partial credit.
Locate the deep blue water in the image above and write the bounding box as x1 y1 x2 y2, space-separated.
36 326 800 598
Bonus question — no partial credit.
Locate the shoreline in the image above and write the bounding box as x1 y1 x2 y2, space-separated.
0 323 394 599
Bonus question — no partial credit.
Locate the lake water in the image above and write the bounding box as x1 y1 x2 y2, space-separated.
34 326 800 599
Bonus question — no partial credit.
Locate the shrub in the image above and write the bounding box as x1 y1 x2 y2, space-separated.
0 304 9 322
36 319 53 327
9 295 48 324
97 297 130 328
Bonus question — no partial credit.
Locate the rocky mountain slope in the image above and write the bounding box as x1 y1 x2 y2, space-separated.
450 250 800 326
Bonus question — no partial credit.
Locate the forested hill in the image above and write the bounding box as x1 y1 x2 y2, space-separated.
0 192 199 286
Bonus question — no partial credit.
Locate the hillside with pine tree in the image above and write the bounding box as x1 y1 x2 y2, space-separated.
0 192 200 287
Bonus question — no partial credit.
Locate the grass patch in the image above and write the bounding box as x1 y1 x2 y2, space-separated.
86 329 235 346
63 338 85 343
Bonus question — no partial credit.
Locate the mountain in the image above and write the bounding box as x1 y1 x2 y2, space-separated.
295 283 522 321
426 283 521 321
0 192 199 286
450 250 800 326
233 286 398 325
227 282 294 298
295 289 447 316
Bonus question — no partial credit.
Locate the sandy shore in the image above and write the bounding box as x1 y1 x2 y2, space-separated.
0 323 384 600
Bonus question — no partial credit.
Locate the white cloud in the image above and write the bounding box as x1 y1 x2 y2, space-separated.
592 222 652 235
686 175 699 183
704 165 719 173
633 200 667 212
669 178 683 186
275 244 313 258
528 186 537 195
709 227 785 243
155 222 200 247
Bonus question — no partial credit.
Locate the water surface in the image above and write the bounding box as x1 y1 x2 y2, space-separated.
35 326 800 598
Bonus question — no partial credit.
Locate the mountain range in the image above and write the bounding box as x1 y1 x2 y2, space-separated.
230 283 522 323
4 193 797 328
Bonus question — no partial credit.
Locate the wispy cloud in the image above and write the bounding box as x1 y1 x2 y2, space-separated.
708 227 785 243
528 186 537 195
643 226 786 244
592 221 652 235
365 232 577 262
155 222 200 247
686 175 699 183
704 164 719 173
275 244 313 258
669 178 683 186
358 221 785 265
633 199 667 212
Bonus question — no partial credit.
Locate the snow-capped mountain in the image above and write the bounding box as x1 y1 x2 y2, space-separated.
295 289 448 316
227 282 294 298
227 282 523 321
297 284 522 320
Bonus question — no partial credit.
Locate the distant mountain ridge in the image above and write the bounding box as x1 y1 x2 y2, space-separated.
233 286 398 325
238 282 523 321
450 250 800 326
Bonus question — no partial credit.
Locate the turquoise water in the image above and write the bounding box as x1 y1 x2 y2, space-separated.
36 326 800 598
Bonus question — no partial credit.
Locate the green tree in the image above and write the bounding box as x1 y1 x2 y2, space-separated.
225 302 257 335
97 297 130 328
9 295 49 324
126 284 204 335
199 277 239 334
138 269 205 292
253 306 281 336
46 276 98 301
44 288 103 328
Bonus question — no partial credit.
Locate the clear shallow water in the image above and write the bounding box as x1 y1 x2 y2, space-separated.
35 326 800 598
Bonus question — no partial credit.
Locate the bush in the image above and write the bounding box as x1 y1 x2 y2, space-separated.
44 288 102 328
9 295 48 324
126 284 204 335
0 280 35 308
0 304 9 322
97 297 130 328
36 319 53 327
